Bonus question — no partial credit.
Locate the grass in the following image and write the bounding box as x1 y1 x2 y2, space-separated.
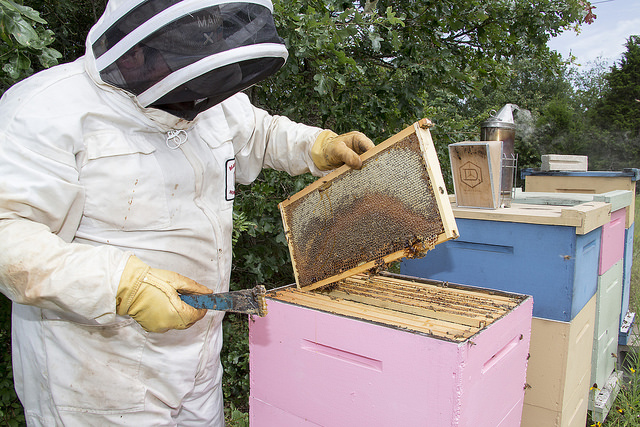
591 196 640 426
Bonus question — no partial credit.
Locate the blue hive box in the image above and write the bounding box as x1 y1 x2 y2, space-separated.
401 200 610 322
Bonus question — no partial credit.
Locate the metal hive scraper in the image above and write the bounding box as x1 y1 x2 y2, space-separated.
180 285 268 316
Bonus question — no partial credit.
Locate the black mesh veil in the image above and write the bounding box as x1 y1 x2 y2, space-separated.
90 1 287 120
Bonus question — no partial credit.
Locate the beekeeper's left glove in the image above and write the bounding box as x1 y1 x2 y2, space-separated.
311 130 375 171
116 256 212 333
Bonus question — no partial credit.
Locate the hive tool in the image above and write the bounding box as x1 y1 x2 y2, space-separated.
180 285 268 316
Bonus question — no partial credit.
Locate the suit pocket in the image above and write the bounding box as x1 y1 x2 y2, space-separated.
43 317 147 414
80 130 170 231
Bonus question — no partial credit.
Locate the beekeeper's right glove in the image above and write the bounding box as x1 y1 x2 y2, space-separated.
116 256 212 333
311 130 375 171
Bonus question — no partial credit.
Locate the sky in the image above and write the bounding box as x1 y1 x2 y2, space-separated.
547 0 640 69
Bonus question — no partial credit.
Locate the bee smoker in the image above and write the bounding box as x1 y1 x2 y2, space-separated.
481 104 518 207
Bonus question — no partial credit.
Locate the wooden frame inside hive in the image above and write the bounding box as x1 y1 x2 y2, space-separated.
279 119 459 291
268 272 524 342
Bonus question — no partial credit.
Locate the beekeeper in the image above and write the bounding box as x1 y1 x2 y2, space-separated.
0 0 374 425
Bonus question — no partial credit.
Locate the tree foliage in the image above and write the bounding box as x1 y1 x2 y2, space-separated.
233 0 590 289
253 0 585 134
509 37 640 172
581 36 640 170
591 35 640 135
0 0 61 92
25 0 106 62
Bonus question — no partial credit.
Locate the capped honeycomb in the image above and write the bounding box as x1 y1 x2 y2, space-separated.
279 120 458 291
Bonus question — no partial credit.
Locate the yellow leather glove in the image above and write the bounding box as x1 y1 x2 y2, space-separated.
116 256 212 333
311 130 375 171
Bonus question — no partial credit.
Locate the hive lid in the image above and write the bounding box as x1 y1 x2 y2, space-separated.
279 119 459 291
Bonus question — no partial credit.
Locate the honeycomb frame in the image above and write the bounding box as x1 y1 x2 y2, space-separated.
279 119 459 291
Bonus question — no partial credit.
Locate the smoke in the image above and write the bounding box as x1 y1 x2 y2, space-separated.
512 107 535 141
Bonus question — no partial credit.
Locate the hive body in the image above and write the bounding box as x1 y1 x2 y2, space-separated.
249 274 533 427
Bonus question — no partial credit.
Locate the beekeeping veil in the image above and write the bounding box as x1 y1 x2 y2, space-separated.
86 0 288 120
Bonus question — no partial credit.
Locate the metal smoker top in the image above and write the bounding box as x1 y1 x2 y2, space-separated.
481 104 517 131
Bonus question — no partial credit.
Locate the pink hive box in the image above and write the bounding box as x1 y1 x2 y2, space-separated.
249 273 533 427
598 208 626 275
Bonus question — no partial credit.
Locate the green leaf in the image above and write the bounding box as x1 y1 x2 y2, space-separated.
3 56 22 80
1 0 46 24
38 47 62 68
385 6 405 26
368 33 383 52
313 73 330 95
9 16 38 46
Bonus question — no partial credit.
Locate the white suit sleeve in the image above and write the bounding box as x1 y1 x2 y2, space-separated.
0 132 128 323
221 93 325 185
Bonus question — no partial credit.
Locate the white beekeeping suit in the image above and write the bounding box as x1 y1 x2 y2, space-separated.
0 0 373 425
